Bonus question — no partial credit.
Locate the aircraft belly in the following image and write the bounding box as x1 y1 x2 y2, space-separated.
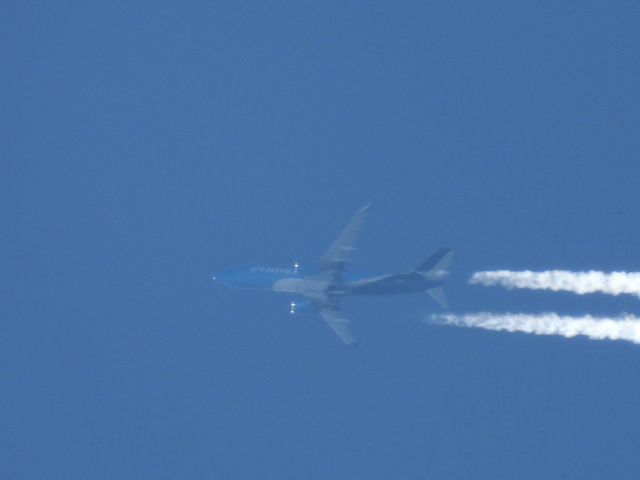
350 275 439 295
352 283 419 295
272 277 307 294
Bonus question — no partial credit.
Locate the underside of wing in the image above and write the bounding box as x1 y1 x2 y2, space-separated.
318 204 371 274
319 308 357 345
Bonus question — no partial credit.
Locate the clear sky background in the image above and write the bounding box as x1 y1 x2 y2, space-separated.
4 1 640 478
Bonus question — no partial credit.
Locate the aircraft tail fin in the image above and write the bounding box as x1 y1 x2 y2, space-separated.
416 248 453 309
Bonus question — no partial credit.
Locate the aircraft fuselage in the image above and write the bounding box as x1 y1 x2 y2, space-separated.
214 266 446 297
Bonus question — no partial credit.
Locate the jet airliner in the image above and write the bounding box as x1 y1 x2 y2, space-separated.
213 205 453 345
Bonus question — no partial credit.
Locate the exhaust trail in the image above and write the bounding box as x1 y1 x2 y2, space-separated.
471 270 640 298
430 312 640 345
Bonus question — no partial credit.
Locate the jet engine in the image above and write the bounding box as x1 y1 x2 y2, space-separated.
289 300 318 315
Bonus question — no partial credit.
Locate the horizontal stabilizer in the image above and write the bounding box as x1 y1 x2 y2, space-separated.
427 286 448 309
416 248 453 274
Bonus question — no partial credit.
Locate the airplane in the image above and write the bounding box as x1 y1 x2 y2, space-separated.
212 205 453 345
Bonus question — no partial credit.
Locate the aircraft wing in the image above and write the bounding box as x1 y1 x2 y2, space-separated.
319 308 357 345
318 204 371 274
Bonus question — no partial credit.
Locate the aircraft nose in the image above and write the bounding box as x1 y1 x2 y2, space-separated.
212 271 231 284
212 270 236 286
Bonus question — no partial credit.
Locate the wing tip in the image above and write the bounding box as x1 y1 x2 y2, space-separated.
361 203 373 213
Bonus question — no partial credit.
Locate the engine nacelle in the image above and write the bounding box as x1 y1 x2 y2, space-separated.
289 300 318 315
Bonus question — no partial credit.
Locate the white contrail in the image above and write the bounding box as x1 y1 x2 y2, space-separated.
430 312 640 345
470 270 640 298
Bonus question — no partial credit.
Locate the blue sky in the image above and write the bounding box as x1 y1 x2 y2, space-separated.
4 1 640 478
